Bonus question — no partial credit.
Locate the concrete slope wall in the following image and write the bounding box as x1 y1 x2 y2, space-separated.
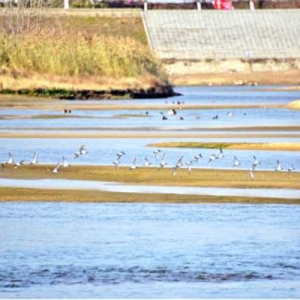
142 10 300 60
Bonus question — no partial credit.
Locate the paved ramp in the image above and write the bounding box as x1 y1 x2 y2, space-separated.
142 10 300 60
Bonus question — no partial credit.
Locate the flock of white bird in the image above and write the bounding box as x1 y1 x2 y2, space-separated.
0 145 296 179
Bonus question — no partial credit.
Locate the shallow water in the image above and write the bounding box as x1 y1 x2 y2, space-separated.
1 137 299 171
0 203 299 298
1 107 300 129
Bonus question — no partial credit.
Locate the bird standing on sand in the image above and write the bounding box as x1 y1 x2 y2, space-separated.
129 157 138 171
7 152 14 164
249 169 254 180
52 163 61 174
185 160 193 174
62 156 69 167
0 163 4 171
159 153 167 169
275 160 282 171
30 152 38 164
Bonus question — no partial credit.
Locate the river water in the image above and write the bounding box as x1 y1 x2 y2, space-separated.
1 86 300 298
0 203 299 298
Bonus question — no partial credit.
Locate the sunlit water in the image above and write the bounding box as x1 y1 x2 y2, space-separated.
1 86 300 298
1 137 300 171
0 203 299 298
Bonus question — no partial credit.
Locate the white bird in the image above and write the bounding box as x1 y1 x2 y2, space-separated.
129 157 138 171
287 165 295 172
208 154 217 163
153 149 161 161
194 153 202 162
185 160 193 174
172 156 184 176
52 163 61 174
7 152 14 164
117 151 125 159
30 152 38 164
159 153 167 169
62 156 69 167
227 111 233 117
79 145 87 155
218 147 225 159
233 156 241 167
144 157 151 167
275 160 282 171
113 159 121 168
74 150 81 159
252 156 260 169
249 169 254 180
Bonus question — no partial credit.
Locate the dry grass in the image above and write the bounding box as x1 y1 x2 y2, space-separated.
149 142 300 151
0 15 168 94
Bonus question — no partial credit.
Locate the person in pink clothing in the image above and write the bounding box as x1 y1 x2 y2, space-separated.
213 0 234 10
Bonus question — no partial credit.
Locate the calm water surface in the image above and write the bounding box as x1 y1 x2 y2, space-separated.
0 203 299 298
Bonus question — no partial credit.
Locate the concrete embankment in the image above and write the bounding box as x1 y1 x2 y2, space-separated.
142 10 300 85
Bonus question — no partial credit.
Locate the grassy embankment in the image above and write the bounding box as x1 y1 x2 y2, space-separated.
0 165 299 203
0 13 172 99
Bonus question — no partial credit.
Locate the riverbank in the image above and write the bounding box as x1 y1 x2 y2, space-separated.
168 69 300 86
149 142 300 151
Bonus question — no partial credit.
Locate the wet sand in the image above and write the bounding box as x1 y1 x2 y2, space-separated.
2 186 298 204
0 164 299 203
0 165 299 189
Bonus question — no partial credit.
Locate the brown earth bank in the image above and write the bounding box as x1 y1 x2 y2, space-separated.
168 69 300 86
0 76 178 100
